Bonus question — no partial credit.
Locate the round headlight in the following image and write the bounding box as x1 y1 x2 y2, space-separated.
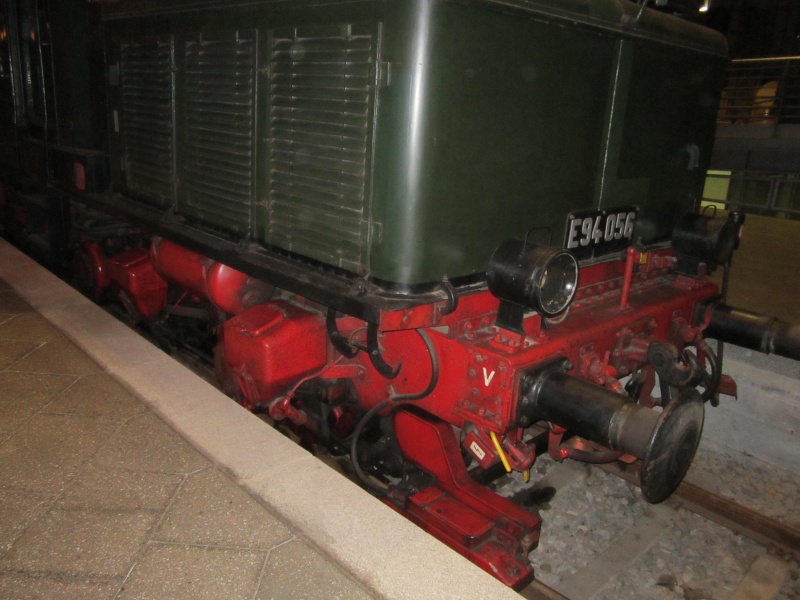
488 240 578 317
536 251 579 315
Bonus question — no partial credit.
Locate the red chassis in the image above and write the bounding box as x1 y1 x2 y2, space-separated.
79 238 725 589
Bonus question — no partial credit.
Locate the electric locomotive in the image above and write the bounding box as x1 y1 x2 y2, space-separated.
1 0 798 590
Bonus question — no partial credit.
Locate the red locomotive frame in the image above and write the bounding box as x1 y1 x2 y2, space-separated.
76 231 767 589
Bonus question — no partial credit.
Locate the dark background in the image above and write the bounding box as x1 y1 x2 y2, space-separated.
657 0 800 58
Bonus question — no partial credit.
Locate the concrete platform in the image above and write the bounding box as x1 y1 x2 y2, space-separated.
0 238 522 600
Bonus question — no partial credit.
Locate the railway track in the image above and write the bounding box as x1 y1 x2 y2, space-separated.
508 450 799 600
163 338 799 600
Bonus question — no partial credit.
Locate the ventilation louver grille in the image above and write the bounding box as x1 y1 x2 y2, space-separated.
268 25 376 273
120 37 175 208
182 31 257 234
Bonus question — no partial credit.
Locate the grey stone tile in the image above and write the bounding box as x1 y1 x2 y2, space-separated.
0 414 121 493
0 573 117 600
0 371 77 429
57 464 183 512
8 338 101 376
154 469 293 549
0 508 157 578
0 263 81 314
0 339 42 370
45 302 170 371
91 413 208 474
0 488 52 555
0 313 66 342
45 372 146 419
118 544 266 600
0 291 33 314
257 540 374 600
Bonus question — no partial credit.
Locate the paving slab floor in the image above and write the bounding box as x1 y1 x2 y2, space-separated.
0 279 376 600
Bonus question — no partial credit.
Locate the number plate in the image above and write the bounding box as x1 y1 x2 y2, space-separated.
565 207 638 259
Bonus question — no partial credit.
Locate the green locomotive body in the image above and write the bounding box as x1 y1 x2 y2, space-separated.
99 0 726 289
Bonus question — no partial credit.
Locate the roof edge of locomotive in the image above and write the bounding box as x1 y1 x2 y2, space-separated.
99 0 726 54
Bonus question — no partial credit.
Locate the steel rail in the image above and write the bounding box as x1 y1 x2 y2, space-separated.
597 461 800 555
519 580 572 600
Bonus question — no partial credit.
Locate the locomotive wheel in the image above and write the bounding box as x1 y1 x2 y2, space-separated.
639 387 704 503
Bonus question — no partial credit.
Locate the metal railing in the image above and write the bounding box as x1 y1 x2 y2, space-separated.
717 57 800 124
703 170 800 218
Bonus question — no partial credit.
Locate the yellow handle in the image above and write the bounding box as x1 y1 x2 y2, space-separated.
489 431 512 473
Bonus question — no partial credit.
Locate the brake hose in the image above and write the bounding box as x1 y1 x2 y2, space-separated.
349 330 439 494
